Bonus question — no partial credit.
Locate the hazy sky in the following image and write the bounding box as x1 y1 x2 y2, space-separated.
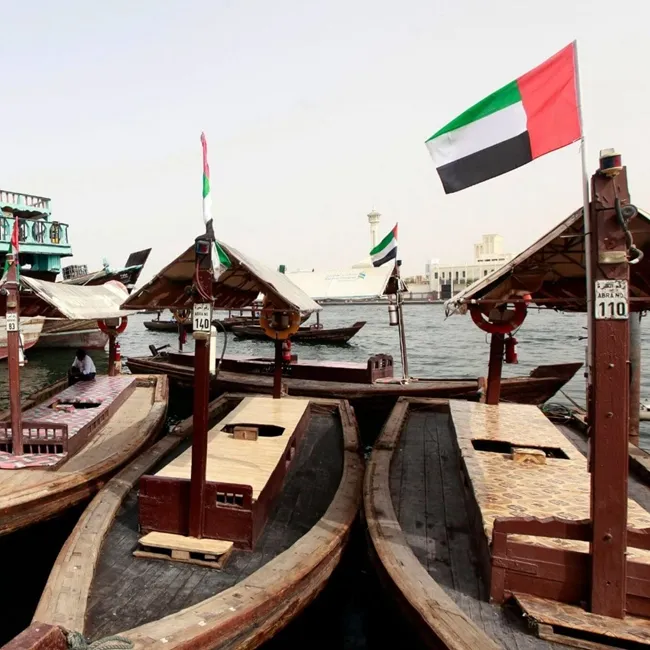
1 0 648 283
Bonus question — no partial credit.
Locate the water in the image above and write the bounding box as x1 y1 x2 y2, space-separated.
0 305 648 647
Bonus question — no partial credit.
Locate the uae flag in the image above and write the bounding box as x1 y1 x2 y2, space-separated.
425 42 581 194
370 225 398 267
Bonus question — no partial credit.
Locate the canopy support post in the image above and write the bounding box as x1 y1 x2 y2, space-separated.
6 259 22 456
273 339 283 399
588 160 630 618
189 331 210 538
629 311 642 447
486 333 504 405
108 333 117 377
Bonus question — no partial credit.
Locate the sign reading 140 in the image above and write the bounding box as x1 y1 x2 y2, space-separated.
192 303 213 332
594 279 628 320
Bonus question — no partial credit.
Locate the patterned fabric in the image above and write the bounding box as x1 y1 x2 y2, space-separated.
450 400 650 565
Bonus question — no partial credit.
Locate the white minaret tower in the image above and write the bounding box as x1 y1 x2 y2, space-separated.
367 208 381 249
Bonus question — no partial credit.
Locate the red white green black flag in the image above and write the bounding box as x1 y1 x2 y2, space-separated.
201 132 231 269
425 42 582 194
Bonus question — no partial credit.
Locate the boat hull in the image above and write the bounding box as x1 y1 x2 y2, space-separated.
34 319 108 350
232 321 366 345
11 394 362 650
0 317 44 360
0 375 168 537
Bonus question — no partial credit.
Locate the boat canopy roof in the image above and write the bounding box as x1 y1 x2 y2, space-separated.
0 276 131 319
286 264 397 301
122 238 322 313
445 207 650 316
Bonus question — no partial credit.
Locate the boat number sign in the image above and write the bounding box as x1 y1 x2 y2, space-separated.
193 303 213 332
5 313 18 332
595 279 628 320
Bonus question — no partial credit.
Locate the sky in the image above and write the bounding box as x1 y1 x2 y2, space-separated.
1 0 649 284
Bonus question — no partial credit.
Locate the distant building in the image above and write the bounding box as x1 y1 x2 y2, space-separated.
426 234 514 299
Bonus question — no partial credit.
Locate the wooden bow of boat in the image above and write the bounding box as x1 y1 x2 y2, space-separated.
10 393 363 650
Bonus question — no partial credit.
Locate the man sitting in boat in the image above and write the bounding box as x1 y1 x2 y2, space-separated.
69 348 97 384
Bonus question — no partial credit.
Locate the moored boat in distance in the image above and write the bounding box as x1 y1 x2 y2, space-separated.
231 320 366 345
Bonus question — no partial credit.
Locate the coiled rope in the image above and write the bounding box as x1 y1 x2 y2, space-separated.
67 631 133 650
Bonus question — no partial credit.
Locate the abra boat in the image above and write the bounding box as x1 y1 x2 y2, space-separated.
0 268 167 537
34 249 152 350
365 155 650 648
231 320 366 344
5 222 363 650
127 348 582 438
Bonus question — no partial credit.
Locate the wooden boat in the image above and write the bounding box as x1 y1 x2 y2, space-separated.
144 318 192 332
126 350 583 425
0 317 44 360
231 320 366 344
0 271 169 537
35 318 108 349
364 160 650 648
30 250 152 351
364 397 650 649
0 373 168 536
5 225 364 650
8 392 362 650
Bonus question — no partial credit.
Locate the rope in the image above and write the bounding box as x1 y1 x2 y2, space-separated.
67 631 133 650
541 402 574 421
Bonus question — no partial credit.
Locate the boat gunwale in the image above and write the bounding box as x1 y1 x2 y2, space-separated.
0 375 169 535
31 393 363 650
363 396 502 650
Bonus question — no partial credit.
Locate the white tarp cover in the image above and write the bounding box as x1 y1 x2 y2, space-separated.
14 276 131 319
122 237 321 313
286 265 394 300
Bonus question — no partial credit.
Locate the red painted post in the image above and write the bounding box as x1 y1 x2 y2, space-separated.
588 162 630 618
6 260 22 456
273 338 283 399
189 332 210 538
485 333 505 405
107 332 117 377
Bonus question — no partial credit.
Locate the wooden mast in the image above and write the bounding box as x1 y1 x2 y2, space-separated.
588 154 631 617
6 256 22 456
188 238 214 539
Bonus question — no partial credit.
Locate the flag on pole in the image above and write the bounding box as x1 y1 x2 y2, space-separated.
201 132 212 225
200 132 231 269
425 42 581 194
370 224 398 267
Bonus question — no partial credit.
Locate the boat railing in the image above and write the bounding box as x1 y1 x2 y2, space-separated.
0 189 51 213
0 420 69 454
0 216 69 248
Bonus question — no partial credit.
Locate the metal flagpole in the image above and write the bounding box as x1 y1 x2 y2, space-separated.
574 40 593 406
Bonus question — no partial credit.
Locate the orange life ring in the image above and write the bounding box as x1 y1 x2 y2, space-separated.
469 295 529 334
97 316 128 334
258 301 301 340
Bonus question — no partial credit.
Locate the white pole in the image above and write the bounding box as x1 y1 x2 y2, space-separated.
574 40 593 402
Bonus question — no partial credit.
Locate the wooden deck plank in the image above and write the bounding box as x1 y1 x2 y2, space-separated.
137 532 233 555
155 396 310 498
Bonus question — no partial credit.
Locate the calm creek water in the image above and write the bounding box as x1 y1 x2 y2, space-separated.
0 304 647 648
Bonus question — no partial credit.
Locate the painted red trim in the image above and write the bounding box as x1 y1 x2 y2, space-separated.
517 42 581 159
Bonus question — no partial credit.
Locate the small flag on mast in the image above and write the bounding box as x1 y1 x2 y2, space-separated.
370 224 398 267
201 132 212 225
200 132 231 269
425 42 582 194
